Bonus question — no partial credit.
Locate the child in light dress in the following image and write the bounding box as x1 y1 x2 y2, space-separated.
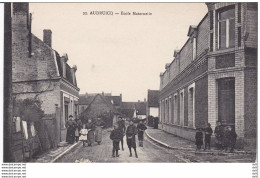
79 124 88 147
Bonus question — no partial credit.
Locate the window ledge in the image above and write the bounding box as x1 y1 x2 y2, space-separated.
210 47 235 56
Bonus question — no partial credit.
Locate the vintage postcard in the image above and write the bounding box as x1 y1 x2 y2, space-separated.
1 1 258 177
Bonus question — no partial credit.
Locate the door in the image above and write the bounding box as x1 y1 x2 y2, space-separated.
218 78 235 125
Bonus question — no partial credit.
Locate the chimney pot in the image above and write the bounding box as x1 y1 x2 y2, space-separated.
43 29 52 47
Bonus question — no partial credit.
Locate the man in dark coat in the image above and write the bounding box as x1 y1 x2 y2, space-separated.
137 120 147 147
75 118 83 142
195 128 203 151
153 117 159 129
214 121 224 150
126 120 138 158
110 123 123 157
204 123 213 150
66 115 76 144
223 126 237 152
229 126 237 153
117 117 126 151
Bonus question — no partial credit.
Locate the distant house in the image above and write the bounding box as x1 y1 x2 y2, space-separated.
147 90 159 118
119 101 147 120
11 3 79 161
79 94 121 127
78 93 122 114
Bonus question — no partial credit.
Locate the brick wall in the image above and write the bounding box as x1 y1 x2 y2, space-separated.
195 76 208 128
13 80 61 115
245 3 258 49
197 15 209 57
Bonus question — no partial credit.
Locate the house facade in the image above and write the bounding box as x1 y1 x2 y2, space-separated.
12 2 80 159
78 93 122 114
79 94 120 127
159 2 257 148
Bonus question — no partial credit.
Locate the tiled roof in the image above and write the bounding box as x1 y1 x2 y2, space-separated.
135 102 147 115
79 93 122 106
80 94 120 118
147 90 159 107
120 102 146 116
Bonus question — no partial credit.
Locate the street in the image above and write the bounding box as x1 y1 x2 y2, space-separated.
57 130 255 163
58 130 185 163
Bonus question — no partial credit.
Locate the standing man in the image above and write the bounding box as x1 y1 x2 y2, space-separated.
204 123 213 150
137 120 147 147
126 120 138 158
117 117 126 151
75 116 83 142
66 115 76 144
214 121 224 150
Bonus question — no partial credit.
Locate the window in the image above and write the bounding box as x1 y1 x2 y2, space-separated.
179 90 184 126
65 104 69 125
238 3 241 23
173 94 178 125
188 83 195 128
210 10 214 30
218 6 235 49
192 38 197 60
238 27 241 47
165 99 168 123
169 97 172 124
210 33 213 52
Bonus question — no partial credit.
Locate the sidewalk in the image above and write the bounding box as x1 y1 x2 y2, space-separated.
145 127 255 155
32 141 80 163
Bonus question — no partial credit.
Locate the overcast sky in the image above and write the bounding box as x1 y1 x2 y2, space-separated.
29 3 208 102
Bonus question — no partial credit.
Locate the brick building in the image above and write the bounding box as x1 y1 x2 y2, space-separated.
12 2 80 159
159 2 257 148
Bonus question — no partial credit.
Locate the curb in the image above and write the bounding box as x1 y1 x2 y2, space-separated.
50 142 81 163
145 130 255 155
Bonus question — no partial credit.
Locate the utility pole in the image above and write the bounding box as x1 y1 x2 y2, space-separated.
4 2 14 162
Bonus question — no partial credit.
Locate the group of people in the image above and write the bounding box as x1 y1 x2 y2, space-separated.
110 117 147 158
195 121 237 152
66 115 105 146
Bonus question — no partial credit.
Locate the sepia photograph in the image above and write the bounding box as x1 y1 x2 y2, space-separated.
2 1 257 167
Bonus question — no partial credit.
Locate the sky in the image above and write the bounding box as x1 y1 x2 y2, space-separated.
29 3 208 102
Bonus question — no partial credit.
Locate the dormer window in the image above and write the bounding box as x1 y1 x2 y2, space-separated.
218 6 235 49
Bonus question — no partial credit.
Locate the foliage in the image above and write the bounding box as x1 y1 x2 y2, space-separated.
13 98 45 122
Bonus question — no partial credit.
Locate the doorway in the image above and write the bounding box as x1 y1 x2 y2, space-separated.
217 78 235 126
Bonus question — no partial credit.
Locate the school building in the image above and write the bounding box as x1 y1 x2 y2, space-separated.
159 2 257 148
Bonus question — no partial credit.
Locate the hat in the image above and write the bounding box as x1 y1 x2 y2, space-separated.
69 115 73 118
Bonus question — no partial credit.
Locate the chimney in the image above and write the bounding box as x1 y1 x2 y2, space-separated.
61 53 68 78
144 98 146 102
43 29 52 47
102 92 104 96
13 3 29 15
138 100 140 102
71 65 77 85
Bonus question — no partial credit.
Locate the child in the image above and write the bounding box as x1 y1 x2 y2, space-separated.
195 128 203 151
110 124 122 157
204 123 213 150
126 120 138 158
137 120 147 147
79 124 88 147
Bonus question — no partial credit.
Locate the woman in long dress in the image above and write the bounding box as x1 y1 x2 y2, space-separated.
94 117 106 145
66 115 76 144
86 118 95 146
